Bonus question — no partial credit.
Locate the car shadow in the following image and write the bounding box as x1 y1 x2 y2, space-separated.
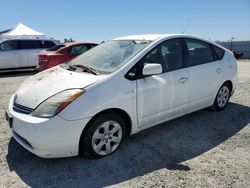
6 102 250 187
0 70 37 78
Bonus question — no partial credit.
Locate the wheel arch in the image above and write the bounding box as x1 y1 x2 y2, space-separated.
223 80 233 94
78 108 132 154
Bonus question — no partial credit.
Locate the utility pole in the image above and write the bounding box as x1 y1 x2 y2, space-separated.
230 36 235 51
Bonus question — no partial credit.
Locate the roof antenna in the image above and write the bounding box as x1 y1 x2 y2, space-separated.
182 19 191 34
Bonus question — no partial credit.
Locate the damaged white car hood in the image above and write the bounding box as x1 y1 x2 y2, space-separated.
14 66 103 109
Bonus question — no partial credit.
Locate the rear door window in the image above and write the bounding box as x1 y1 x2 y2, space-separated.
0 40 18 51
19 40 42 49
69 45 88 54
184 39 214 66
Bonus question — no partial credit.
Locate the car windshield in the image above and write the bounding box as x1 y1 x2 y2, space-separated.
66 40 151 74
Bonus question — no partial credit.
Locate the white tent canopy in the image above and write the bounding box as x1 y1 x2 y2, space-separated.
0 23 46 39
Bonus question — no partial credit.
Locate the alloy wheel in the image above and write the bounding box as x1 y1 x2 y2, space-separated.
217 86 230 108
91 120 122 156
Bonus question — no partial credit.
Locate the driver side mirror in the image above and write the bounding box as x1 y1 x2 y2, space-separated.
142 63 162 76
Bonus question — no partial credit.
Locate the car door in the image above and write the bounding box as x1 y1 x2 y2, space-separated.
0 40 20 69
19 40 43 67
136 38 189 128
184 38 223 111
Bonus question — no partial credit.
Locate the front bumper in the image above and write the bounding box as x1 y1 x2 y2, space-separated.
8 95 91 158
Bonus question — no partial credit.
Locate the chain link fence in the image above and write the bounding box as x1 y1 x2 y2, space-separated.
218 41 250 59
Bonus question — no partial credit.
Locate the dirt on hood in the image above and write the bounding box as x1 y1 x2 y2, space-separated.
14 66 102 109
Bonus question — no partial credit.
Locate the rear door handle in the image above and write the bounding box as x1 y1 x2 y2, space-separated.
178 77 188 84
216 68 222 73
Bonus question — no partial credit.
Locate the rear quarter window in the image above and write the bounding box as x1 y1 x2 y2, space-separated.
212 45 225 60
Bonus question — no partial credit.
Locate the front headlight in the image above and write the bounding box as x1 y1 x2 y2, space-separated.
32 89 84 118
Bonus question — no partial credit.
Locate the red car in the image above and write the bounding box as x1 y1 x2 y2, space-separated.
37 42 98 71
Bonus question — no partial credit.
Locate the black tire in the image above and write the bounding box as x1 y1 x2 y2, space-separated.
211 83 231 111
80 113 126 159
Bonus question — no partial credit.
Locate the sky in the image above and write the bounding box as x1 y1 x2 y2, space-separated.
1 0 250 43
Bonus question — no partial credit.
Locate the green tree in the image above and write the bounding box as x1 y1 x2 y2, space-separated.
63 38 75 43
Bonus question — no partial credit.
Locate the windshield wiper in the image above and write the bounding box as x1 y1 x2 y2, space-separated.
69 64 99 75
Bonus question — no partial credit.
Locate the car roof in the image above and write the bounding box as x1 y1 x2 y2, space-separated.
113 34 210 42
112 34 229 51
0 38 59 43
64 42 98 46
113 34 173 41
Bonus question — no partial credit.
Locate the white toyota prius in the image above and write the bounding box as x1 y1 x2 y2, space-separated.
6 34 237 158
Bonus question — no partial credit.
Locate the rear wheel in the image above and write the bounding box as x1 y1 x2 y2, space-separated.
80 113 126 158
212 83 231 111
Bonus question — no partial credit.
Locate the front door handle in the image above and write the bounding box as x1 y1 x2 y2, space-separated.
178 77 188 84
216 68 222 73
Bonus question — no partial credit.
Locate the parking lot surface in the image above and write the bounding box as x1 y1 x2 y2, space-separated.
0 60 249 188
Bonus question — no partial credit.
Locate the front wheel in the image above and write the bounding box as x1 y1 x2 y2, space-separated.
212 83 231 111
80 113 126 158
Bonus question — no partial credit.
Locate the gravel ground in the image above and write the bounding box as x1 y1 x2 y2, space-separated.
0 60 249 188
